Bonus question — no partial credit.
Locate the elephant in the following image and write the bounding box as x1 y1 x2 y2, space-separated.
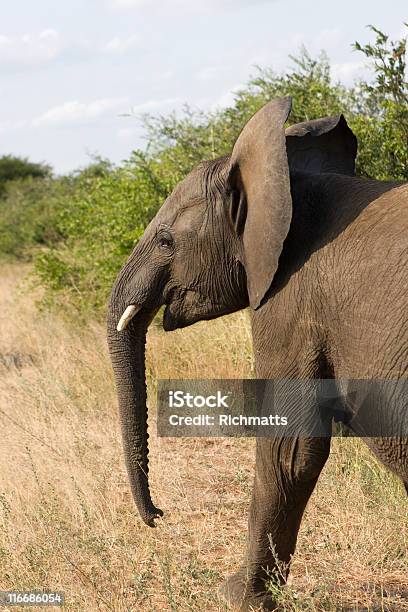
107 97 408 611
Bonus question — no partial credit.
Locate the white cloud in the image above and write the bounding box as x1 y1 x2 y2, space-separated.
213 91 236 109
129 97 183 113
33 97 130 127
314 28 344 50
160 69 174 80
117 127 138 140
116 97 183 139
331 60 366 84
0 119 27 134
110 0 269 13
196 66 226 82
212 85 243 110
279 29 345 60
111 0 149 6
0 29 61 67
33 96 182 129
104 34 141 54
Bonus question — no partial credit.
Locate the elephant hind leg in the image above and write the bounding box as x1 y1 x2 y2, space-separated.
364 437 408 494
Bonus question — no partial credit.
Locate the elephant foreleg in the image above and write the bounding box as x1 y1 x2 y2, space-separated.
221 436 330 611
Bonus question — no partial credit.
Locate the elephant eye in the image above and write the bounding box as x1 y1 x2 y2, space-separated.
157 232 174 250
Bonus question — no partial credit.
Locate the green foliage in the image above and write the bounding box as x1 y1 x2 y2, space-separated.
351 25 407 180
143 49 349 175
0 176 73 259
0 155 51 198
34 154 171 311
0 25 406 313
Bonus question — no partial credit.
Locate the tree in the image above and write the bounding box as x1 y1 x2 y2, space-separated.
0 155 51 198
351 24 408 180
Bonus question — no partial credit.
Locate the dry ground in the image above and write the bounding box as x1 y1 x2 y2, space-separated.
0 263 407 611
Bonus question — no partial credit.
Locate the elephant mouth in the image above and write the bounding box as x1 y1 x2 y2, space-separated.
163 302 206 331
163 293 234 332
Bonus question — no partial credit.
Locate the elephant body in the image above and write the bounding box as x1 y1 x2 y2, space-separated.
257 172 407 383
107 98 408 611
231 174 408 610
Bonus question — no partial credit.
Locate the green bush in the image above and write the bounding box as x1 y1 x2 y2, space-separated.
0 155 51 198
0 25 405 314
0 176 73 259
35 154 174 311
351 25 408 180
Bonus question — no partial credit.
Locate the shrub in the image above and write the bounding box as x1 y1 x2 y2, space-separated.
35 154 172 311
0 176 73 259
351 25 408 180
0 155 51 198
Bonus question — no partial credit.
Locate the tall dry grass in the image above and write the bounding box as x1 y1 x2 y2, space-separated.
0 263 407 611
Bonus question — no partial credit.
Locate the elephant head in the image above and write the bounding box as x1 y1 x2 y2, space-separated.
106 97 357 526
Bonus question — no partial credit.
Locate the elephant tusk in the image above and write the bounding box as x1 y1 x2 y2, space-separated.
117 305 141 332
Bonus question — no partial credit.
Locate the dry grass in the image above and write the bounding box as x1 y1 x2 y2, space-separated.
0 263 407 611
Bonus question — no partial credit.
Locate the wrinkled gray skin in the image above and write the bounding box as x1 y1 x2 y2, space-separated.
107 97 408 611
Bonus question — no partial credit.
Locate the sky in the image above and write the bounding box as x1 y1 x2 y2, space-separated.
1 0 406 174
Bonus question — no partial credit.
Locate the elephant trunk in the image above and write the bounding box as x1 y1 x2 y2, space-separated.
107 294 162 527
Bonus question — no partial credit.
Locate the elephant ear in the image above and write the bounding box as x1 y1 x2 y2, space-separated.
229 97 293 310
285 115 357 175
